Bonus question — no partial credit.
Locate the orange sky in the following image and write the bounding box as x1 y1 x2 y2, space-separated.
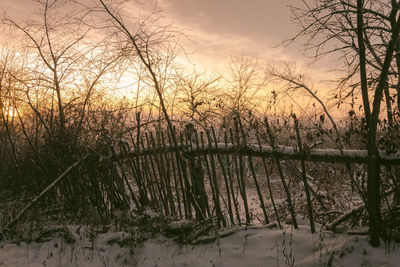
0 0 340 75
0 0 347 118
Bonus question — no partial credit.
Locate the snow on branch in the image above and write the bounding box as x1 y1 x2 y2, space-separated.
113 143 400 165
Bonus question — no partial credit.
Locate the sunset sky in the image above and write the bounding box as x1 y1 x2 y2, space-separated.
155 0 300 69
0 0 347 119
0 0 337 76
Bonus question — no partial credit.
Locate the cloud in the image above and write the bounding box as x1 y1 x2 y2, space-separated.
158 0 295 41
148 0 305 72
0 0 337 80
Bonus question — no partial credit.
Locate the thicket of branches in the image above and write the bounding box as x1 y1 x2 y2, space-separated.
0 0 275 222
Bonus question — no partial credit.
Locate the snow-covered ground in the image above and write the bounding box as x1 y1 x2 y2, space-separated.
1 219 399 267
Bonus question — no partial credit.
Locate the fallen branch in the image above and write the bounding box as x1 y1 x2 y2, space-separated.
325 205 364 231
5 154 91 229
326 188 393 231
347 227 369 235
191 223 278 245
294 236 357 267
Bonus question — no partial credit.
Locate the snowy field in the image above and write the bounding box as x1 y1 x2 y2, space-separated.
1 219 399 267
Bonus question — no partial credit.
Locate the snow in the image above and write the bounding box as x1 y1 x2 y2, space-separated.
143 208 161 219
1 221 399 266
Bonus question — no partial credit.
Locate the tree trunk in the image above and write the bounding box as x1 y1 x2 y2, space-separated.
357 0 371 124
367 8 400 246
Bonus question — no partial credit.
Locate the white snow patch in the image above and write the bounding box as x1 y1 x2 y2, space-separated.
1 223 399 266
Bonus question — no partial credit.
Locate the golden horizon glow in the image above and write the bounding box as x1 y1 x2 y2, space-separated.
0 0 369 121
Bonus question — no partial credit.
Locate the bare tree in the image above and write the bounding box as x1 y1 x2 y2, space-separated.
0 0 133 216
92 0 216 218
3 0 123 143
223 56 269 122
174 71 221 129
286 0 400 246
